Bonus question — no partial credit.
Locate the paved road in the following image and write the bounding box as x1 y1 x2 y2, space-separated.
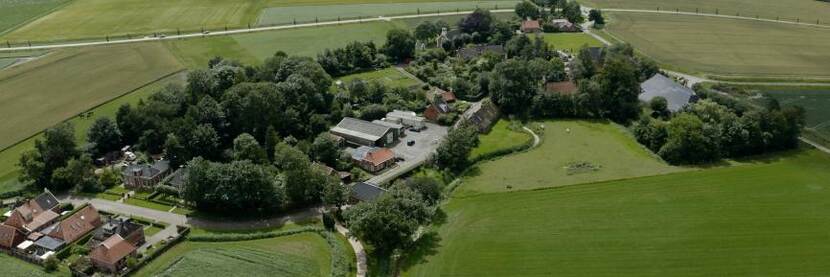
601 8 830 29
0 9 514 52
335 223 367 277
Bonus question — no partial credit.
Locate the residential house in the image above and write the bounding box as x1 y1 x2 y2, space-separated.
639 74 698 112
423 98 452 122
90 234 137 273
521 19 542 33
455 99 500 132
456 45 506 60
351 146 396 173
44 205 102 246
550 19 581 32
543 80 579 96
331 117 398 147
430 87 456 103
93 216 145 247
122 160 171 189
0 224 23 249
3 191 61 234
385 110 426 129
350 182 387 202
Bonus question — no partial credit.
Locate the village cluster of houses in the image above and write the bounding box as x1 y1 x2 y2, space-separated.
0 192 146 273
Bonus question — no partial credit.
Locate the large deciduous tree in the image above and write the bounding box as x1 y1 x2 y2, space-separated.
87 117 122 156
344 187 434 255
489 59 538 114
433 124 479 172
19 123 79 190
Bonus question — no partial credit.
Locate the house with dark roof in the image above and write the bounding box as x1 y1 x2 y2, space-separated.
163 167 189 192
331 117 398 147
350 182 387 202
424 97 452 122
90 234 137 273
351 146 397 173
3 191 61 234
93 216 145 247
455 99 500 132
372 120 405 139
457 45 506 60
521 19 542 33
639 74 698 112
122 160 171 189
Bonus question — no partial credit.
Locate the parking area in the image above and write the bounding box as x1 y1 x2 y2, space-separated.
359 122 448 185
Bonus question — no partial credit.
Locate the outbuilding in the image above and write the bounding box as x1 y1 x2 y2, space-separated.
330 117 397 147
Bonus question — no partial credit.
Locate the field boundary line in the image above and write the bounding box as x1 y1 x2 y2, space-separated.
600 8 830 29
0 69 186 154
0 9 515 52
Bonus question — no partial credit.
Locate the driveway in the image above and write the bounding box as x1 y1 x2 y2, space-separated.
367 122 448 185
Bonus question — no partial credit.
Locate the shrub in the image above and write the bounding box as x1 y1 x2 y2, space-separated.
322 212 336 231
188 227 322 242
43 256 59 272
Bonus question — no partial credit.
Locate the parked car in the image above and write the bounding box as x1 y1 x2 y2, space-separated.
407 140 415 146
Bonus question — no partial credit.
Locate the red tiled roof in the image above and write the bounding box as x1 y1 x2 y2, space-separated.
521 20 541 31
0 224 22 249
544 81 579 95
48 205 102 244
442 91 457 102
90 234 136 266
364 148 395 167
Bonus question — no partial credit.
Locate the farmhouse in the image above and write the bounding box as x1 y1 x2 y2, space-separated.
457 45 506 60
350 182 387 202
455 99 500 132
331 117 398 147
3 191 61 234
386 110 426 129
639 74 698 112
122 160 171 189
521 19 542 33
90 234 137 273
351 146 396 173
550 19 581 32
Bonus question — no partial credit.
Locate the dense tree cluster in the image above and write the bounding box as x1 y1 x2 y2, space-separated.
344 185 434 255
433 124 480 172
317 41 386 76
633 99 806 164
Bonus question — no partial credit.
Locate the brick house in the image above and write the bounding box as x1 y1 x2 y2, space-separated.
351 146 396 173
90 234 137 273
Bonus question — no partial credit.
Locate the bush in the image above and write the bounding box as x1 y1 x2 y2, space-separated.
44 256 59 272
188 227 323 242
322 212 336 231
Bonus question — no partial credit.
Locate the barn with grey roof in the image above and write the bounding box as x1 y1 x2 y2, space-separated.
639 74 698 112
330 117 397 147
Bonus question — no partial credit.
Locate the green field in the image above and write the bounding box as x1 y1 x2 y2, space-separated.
742 86 830 144
0 43 183 151
603 12 830 79
456 120 685 196
0 0 69 35
0 70 186 194
539 33 604 52
405 148 830 276
257 1 515 26
582 0 830 23
0 253 51 277
134 233 333 277
469 120 532 160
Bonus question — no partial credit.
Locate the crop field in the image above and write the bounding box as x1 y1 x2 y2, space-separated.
581 0 830 23
257 1 516 26
134 232 332 277
0 43 182 151
0 70 186 194
336 67 421 88
539 33 604 52
455 120 685 196
603 12 830 79
0 0 69 35
405 149 830 276
469 120 531 160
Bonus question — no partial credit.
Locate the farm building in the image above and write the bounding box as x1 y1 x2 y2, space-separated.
455 99 500 132
350 182 387 202
90 234 138 273
331 117 398 147
639 74 698 112
457 45 506 60
521 19 542 33
550 19 581 32
386 110 426 129
3 191 61 234
372 120 405 138
122 160 171 189
351 146 397 173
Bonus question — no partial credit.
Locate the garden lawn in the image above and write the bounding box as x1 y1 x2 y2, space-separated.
539 33 604 52
0 70 186 194
134 232 332 277
0 0 69 35
0 253 51 277
404 149 830 276
456 120 685 196
336 67 421 88
257 1 516 26
603 12 830 79
581 0 830 23
469 120 531 160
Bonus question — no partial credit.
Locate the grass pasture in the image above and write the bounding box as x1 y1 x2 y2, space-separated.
603 12 830 79
0 0 69 35
405 149 830 276
582 0 830 23
539 33 604 53
336 67 421 88
469 120 531 160
742 86 830 145
257 1 516 26
134 232 333 277
456 120 685 196
0 253 51 277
